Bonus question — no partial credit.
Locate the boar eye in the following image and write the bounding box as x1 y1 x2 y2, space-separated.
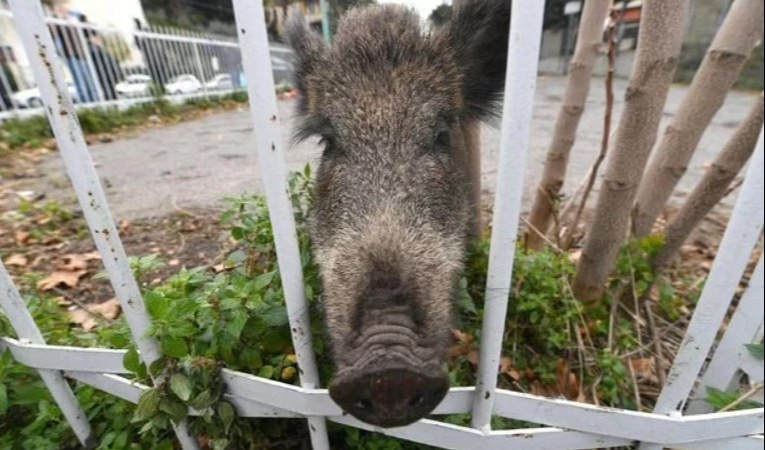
433 124 450 151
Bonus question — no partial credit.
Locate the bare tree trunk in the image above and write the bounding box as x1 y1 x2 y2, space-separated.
463 120 482 237
573 0 688 303
651 93 764 271
632 0 764 237
526 0 612 250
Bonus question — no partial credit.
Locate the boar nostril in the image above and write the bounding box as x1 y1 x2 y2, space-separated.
409 394 425 407
355 398 373 410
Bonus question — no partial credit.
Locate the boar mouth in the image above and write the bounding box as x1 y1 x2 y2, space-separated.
329 326 449 428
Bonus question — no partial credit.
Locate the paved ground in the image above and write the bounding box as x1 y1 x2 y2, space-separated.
27 76 759 220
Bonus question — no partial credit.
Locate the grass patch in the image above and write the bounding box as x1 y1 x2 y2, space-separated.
0 92 250 157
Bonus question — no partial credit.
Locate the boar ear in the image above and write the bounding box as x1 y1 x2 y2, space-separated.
285 15 327 115
435 0 511 121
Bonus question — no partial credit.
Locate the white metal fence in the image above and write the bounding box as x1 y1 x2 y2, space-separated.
0 1 763 449
0 3 292 121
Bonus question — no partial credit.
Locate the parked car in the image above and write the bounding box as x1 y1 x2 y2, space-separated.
11 82 79 108
165 75 202 95
115 74 152 98
204 73 234 91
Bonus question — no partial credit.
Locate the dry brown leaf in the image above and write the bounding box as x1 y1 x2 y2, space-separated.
212 263 226 273
14 230 30 245
90 298 122 320
168 258 180 266
5 254 28 267
466 350 479 367
68 308 97 332
630 357 657 383
555 359 580 400
61 254 88 271
81 251 101 261
37 270 87 290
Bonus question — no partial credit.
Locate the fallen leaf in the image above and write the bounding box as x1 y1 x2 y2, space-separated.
37 270 87 290
630 357 658 383
67 308 97 332
61 254 88 271
81 251 101 261
89 298 121 320
555 359 580 400
14 230 30 245
467 350 479 367
212 263 226 273
4 254 28 267
168 259 180 266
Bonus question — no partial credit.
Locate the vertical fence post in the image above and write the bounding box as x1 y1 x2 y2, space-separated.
192 39 208 98
639 129 765 450
470 0 546 432
6 1 199 448
319 0 331 43
0 262 94 447
230 1 330 448
74 23 104 102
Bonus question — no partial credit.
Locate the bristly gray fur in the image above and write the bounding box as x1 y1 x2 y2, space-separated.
286 0 511 372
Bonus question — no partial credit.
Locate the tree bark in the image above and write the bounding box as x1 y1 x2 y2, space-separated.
572 0 688 303
462 119 482 237
651 93 764 271
526 0 612 250
632 0 764 237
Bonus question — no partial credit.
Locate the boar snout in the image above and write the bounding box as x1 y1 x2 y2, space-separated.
329 360 449 428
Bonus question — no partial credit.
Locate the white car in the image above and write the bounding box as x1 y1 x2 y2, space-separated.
165 75 202 95
115 74 152 98
12 82 79 108
204 73 233 91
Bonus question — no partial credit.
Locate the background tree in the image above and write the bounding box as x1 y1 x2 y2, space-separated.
526 0 612 250
631 0 764 237
650 93 763 272
572 0 688 302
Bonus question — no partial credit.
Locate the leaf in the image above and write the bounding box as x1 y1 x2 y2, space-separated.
161 336 188 358
169 373 192 402
60 254 88 271
4 254 28 267
123 347 141 373
67 308 98 332
89 298 121 320
37 269 87 290
745 342 764 361
0 383 8 414
253 271 276 291
144 292 169 320
456 289 477 315
261 305 289 327
217 401 236 434
134 388 161 421
226 310 248 339
258 365 274 379
189 389 213 410
160 398 188 423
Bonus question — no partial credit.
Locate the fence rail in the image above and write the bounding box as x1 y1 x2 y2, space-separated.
1 0 763 449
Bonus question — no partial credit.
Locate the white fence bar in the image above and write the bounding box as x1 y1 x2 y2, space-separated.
0 262 93 446
471 0 547 431
689 252 764 414
639 130 765 450
6 1 200 448
2 337 763 445
230 0 330 448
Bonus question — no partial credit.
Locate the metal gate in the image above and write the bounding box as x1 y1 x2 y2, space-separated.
1 1 763 449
